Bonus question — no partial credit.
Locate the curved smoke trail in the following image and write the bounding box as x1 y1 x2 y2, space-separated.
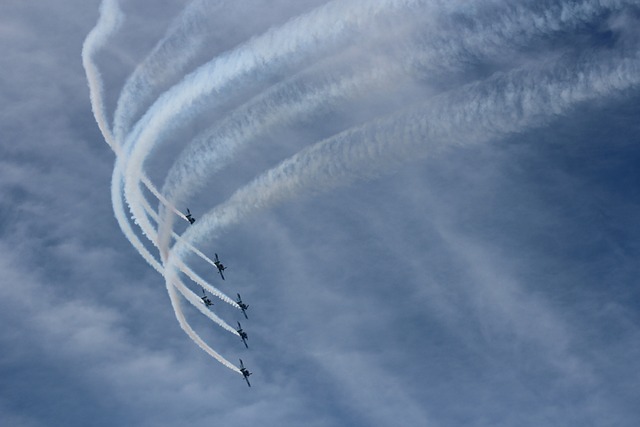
168 48 640 261
157 0 634 253
82 0 163 272
84 0 242 371
122 0 439 264
113 0 330 143
84 0 640 373
82 0 186 265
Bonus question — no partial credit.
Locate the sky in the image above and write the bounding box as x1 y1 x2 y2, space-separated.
1 0 640 426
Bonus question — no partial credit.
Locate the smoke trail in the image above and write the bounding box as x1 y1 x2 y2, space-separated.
175 260 240 308
113 0 329 143
139 195 237 307
87 0 638 370
81 0 123 151
158 0 633 249
407 0 633 74
82 0 184 270
111 168 163 273
171 274 239 336
83 2 237 355
165 281 241 373
123 0 438 261
168 48 640 261
82 0 165 273
112 0 224 143
156 60 397 251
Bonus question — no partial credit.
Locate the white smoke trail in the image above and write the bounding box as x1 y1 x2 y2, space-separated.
165 281 241 373
168 48 640 260
407 0 633 74
81 0 123 150
171 274 239 336
112 0 225 143
82 0 185 250
110 168 163 273
88 0 638 370
82 0 165 273
158 0 633 249
83 1 238 362
174 260 240 308
113 0 325 143
156 61 396 250
139 194 238 306
123 0 439 264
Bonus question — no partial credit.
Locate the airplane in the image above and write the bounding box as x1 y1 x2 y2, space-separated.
185 208 195 224
200 289 213 307
236 321 248 348
214 253 226 280
236 293 249 319
239 359 252 387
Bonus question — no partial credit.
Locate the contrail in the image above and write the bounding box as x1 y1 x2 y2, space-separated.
165 281 241 373
113 0 328 143
168 48 640 261
83 1 237 355
81 0 123 150
141 190 217 268
156 59 396 251
124 172 235 308
174 259 240 308
122 0 436 262
110 168 163 273
171 274 239 336
82 0 164 273
82 0 185 255
158 0 632 249
406 0 633 75
112 0 224 143
86 0 639 370
140 196 238 307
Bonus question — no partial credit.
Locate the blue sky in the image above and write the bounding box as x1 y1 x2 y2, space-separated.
1 0 640 426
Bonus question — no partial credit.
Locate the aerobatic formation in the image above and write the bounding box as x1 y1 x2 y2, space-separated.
82 0 640 385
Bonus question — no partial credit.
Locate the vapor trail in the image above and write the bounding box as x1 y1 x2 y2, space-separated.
159 0 632 248
87 0 638 370
407 0 633 74
165 282 241 373
82 0 184 255
142 208 213 267
171 275 239 336
113 0 326 143
112 0 225 143
175 260 240 308
156 60 395 250
82 0 164 273
83 1 235 350
110 169 163 273
169 49 640 260
140 195 238 306
81 0 123 151
123 0 435 264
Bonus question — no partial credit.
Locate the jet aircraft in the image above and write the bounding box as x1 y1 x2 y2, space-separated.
236 322 248 348
214 253 226 280
236 293 249 319
239 359 252 387
185 208 195 224
201 289 213 307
